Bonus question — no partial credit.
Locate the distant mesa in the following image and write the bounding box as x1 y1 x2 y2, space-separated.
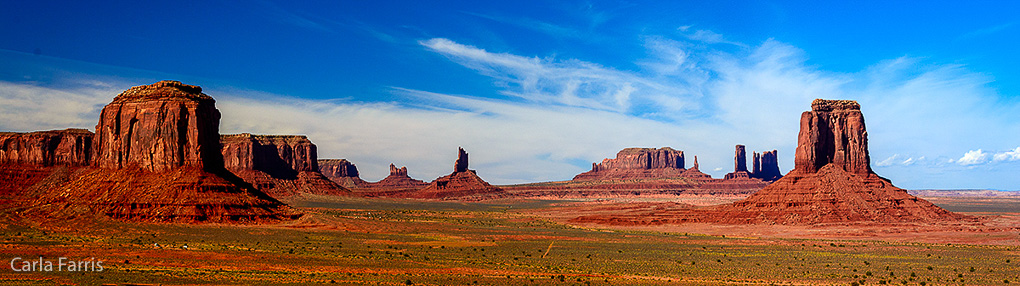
366 163 428 189
403 147 503 200
318 159 368 188
92 80 222 172
723 145 781 182
221 133 349 198
575 99 970 225
1 129 93 166
3 80 298 223
573 147 687 180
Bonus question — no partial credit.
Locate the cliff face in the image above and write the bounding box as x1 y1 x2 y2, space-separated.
574 147 688 180
750 150 782 181
795 99 871 174
318 159 368 188
92 80 223 172
0 129 93 166
22 81 297 223
221 134 318 178
220 133 348 198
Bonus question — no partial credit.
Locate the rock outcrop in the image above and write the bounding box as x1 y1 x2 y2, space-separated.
221 134 318 178
366 164 428 189
723 145 753 180
572 99 970 226
405 148 503 200
92 80 223 172
750 150 782 181
221 134 348 198
20 81 297 223
0 129 93 166
795 99 871 174
318 159 368 188
715 99 963 224
573 147 687 180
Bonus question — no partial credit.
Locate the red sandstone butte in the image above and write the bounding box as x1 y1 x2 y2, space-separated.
23 81 297 223
221 134 349 198
574 99 968 226
712 99 966 224
0 129 93 166
366 163 428 189
573 147 687 180
405 147 503 200
318 159 368 188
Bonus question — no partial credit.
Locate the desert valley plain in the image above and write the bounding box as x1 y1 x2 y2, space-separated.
1 80 1019 286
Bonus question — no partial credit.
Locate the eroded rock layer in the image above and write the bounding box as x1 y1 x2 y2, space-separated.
318 159 368 188
16 81 297 223
574 147 686 180
221 134 348 198
92 80 222 172
0 129 93 166
366 164 427 189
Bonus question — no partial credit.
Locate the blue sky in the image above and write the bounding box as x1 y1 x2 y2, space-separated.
2 1 1020 189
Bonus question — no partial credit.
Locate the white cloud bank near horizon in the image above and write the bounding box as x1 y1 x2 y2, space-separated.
2 32 1019 189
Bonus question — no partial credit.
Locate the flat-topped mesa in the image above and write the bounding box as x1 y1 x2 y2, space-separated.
454 147 469 173
0 129 93 166
811 99 860 112
111 80 212 103
92 80 223 172
318 159 359 178
318 158 367 188
22 81 298 223
221 134 318 176
220 134 348 198
796 99 870 174
591 147 684 171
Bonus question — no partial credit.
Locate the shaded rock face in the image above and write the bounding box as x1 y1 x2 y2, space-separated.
750 150 782 181
407 148 503 200
368 163 427 189
0 129 93 166
318 159 359 178
574 147 687 180
455 147 469 173
92 80 223 172
734 145 747 172
220 134 347 198
723 145 755 180
221 134 318 179
795 99 871 174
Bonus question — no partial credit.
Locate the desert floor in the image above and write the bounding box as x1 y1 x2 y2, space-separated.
1 195 1018 285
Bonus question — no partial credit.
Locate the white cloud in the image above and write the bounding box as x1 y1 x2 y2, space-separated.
0 81 118 132
876 154 900 167
993 147 1020 162
957 149 989 166
419 38 690 115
